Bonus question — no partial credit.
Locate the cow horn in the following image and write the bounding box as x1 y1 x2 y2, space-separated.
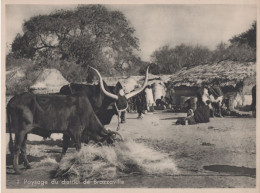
125 65 150 99
89 66 118 100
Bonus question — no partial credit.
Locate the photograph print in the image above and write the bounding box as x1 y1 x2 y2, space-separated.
3 2 258 190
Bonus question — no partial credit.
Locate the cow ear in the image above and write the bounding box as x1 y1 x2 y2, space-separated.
115 82 123 94
102 81 109 90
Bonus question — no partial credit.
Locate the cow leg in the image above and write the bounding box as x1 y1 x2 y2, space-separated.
61 133 71 160
74 133 81 151
120 111 126 123
21 134 31 169
13 134 21 174
71 132 81 152
207 102 214 117
13 130 27 174
218 102 223 117
210 108 215 118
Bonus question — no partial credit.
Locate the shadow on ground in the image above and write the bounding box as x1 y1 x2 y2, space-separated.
203 165 256 178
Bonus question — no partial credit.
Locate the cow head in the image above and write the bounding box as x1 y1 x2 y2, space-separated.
82 126 123 145
197 87 213 109
90 66 150 110
111 82 124 96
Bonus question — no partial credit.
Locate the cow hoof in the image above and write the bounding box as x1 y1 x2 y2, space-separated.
14 169 22 175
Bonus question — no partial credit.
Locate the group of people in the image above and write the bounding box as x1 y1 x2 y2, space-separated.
121 84 256 125
176 85 256 125
127 85 169 119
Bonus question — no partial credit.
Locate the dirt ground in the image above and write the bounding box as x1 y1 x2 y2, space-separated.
5 110 256 188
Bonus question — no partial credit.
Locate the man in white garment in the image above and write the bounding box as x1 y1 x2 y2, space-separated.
145 85 155 112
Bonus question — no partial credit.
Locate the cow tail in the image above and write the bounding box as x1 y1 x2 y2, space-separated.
7 107 14 155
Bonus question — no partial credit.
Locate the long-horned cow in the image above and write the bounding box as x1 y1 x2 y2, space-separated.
60 66 150 128
7 92 122 174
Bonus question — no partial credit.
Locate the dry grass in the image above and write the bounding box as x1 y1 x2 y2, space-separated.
34 157 59 167
55 139 179 181
26 145 49 157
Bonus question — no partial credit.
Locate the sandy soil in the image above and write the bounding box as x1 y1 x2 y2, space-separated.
5 111 256 188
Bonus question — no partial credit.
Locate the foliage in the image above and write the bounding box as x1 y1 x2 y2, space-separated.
225 43 256 62
6 58 40 95
149 44 211 74
11 5 140 74
137 61 154 75
210 42 229 62
230 21 256 50
148 21 256 74
225 22 256 62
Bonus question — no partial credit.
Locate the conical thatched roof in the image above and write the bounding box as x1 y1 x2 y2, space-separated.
30 69 69 94
169 61 256 88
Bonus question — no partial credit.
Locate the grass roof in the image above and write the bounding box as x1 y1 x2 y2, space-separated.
169 61 256 88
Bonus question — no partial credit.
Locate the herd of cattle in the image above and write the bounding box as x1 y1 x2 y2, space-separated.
6 65 256 174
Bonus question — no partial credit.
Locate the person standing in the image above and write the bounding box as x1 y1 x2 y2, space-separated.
145 85 155 112
135 90 147 118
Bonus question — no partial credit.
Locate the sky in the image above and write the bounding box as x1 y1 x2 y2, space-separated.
5 4 257 61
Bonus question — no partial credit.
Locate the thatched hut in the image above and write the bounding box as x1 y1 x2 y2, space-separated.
168 61 256 109
30 69 69 94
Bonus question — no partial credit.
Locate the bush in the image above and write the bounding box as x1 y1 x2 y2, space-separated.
226 43 255 62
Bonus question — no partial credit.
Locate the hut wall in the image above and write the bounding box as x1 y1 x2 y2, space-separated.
243 95 252 106
242 76 256 95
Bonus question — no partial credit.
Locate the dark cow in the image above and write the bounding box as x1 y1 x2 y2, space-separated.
7 92 122 174
60 66 150 128
60 81 121 125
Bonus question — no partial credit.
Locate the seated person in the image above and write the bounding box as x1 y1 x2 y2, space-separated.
176 101 211 125
156 96 168 108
